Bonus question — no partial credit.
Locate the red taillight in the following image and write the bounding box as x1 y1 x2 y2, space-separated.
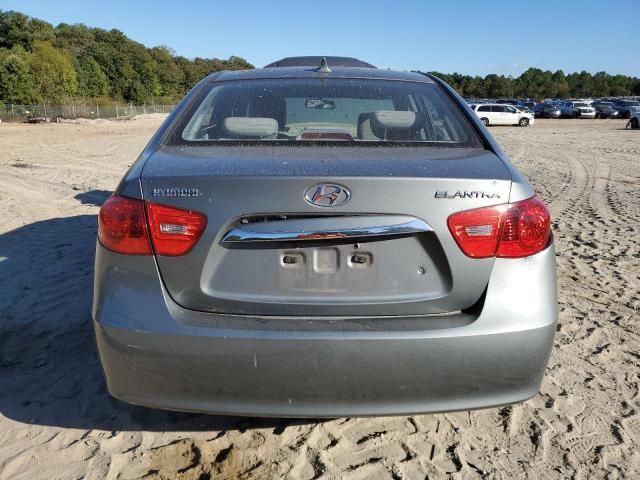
98 195 207 256
146 202 207 256
446 204 505 258
98 195 152 255
447 196 551 259
496 196 551 258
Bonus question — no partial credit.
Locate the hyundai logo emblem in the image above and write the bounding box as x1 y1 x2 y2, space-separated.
304 184 350 207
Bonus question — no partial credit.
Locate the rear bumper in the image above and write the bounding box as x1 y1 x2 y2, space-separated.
93 243 557 417
95 321 555 417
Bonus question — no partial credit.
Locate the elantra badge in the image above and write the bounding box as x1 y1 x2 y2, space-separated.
435 190 501 199
304 184 350 207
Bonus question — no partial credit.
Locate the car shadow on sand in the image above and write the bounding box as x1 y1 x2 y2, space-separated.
74 189 112 206
0 196 317 433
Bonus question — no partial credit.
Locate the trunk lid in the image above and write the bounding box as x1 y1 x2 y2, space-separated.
142 146 512 316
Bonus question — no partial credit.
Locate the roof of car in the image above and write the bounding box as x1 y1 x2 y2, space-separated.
264 56 376 68
208 66 435 84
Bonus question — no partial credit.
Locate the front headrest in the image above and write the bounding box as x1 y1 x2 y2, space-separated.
369 111 425 140
222 117 278 139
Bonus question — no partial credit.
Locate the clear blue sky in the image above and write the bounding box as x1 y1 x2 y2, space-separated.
4 0 639 76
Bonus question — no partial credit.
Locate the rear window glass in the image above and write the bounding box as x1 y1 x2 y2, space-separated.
170 78 482 147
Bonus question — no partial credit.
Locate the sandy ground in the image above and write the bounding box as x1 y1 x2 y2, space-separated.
0 116 639 479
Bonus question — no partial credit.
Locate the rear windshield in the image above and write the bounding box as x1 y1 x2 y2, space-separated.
169 78 482 147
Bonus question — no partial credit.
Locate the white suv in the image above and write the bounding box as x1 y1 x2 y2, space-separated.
473 104 535 127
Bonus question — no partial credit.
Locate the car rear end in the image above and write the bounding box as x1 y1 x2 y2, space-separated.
93 67 557 417
576 105 596 118
543 104 562 118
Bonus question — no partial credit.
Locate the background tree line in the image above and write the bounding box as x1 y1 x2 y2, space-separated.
431 69 640 99
1 10 639 106
0 10 252 105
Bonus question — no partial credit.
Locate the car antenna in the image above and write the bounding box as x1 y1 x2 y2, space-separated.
316 57 332 73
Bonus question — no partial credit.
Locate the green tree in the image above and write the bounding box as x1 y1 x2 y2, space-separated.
53 23 94 56
608 75 632 96
592 71 609 97
567 71 595 97
222 55 253 70
75 55 109 97
1 10 254 103
29 40 78 100
127 42 161 101
464 76 488 98
87 29 136 100
515 68 554 98
485 74 513 98
174 55 202 92
150 46 185 99
552 70 570 98
0 44 39 103
0 10 54 50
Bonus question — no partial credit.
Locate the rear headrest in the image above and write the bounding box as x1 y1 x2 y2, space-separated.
371 111 423 129
222 117 278 139
369 111 425 140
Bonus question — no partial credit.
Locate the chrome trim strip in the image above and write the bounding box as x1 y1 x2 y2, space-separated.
222 218 432 243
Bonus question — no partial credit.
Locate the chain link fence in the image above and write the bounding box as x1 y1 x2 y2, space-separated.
0 103 175 122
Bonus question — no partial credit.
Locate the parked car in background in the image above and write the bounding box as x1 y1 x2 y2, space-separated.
560 101 596 118
516 106 535 115
628 111 640 129
533 102 562 118
613 100 640 119
473 104 534 126
496 99 519 105
518 101 536 110
591 101 621 119
92 56 556 417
